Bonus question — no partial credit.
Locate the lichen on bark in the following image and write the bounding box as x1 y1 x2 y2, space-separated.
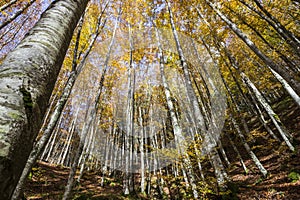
0 0 89 199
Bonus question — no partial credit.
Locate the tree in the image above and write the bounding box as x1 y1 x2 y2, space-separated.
1 0 299 199
205 0 300 95
0 0 89 199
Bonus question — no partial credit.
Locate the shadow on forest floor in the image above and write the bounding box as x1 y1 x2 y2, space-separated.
23 97 300 199
23 149 300 200
229 146 300 200
228 97 300 200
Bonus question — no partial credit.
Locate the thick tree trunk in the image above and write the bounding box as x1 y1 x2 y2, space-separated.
0 0 88 199
11 5 109 198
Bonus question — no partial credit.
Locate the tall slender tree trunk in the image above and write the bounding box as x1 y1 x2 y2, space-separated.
268 67 300 107
224 5 299 73
207 19 295 151
154 21 199 199
123 24 135 195
230 115 268 177
11 5 109 198
240 73 295 151
187 11 231 188
205 0 300 95
138 107 146 193
62 7 120 198
0 0 18 12
241 0 300 56
0 0 89 199
0 0 36 30
226 132 248 174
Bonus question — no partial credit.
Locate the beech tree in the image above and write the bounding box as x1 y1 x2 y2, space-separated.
0 0 89 198
0 0 299 199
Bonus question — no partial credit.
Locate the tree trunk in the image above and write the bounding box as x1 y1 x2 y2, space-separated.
11 5 110 197
230 115 268 177
268 67 300 107
138 107 146 193
243 0 300 56
206 0 300 95
224 4 299 73
155 20 199 198
0 0 18 11
0 0 35 30
63 7 119 198
240 72 295 151
0 0 88 199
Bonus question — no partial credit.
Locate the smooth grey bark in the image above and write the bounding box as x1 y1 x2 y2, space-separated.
226 132 248 174
0 0 88 199
244 53 300 108
240 72 295 151
204 12 294 151
224 5 299 73
190 10 231 187
218 140 230 167
223 43 294 150
167 1 206 133
268 68 300 107
250 95 280 141
219 59 268 175
60 117 77 165
77 120 96 182
138 106 145 193
205 17 281 142
100 125 111 186
221 62 279 146
224 73 269 177
43 117 62 162
62 113 93 200
11 4 109 197
123 24 135 195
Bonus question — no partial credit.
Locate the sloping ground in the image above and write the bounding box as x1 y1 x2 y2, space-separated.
23 98 300 199
228 97 300 200
23 147 300 200
229 146 300 200
24 161 147 200
24 161 122 199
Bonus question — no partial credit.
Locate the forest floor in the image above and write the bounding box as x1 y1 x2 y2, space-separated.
228 97 300 200
23 147 300 200
23 97 300 199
